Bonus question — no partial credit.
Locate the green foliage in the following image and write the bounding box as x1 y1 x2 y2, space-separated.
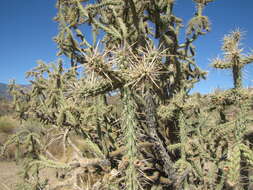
5 0 253 189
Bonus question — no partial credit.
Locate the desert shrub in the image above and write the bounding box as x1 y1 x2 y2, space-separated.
0 98 13 116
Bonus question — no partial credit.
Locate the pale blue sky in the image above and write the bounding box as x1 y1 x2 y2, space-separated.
1 0 253 94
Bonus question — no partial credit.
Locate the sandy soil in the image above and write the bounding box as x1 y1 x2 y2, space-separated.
0 161 21 190
0 161 59 190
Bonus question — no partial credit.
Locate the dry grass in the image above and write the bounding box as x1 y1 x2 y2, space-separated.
0 115 18 135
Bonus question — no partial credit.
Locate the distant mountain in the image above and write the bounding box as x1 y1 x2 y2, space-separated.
0 83 30 100
0 83 10 100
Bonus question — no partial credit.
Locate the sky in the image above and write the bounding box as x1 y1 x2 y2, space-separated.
1 0 253 94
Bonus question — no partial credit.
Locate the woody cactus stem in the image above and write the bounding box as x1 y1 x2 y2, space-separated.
145 88 176 183
232 62 242 89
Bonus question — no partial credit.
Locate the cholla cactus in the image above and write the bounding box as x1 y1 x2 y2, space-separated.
212 29 253 89
6 0 253 190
